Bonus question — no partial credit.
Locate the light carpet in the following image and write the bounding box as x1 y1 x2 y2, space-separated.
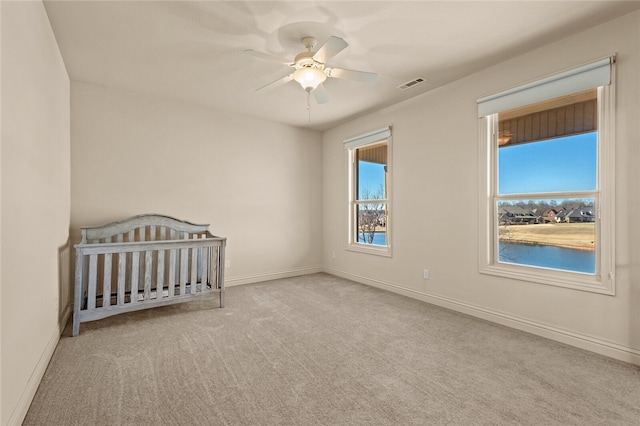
24 273 640 425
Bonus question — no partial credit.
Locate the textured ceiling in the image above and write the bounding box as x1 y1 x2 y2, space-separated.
44 1 640 131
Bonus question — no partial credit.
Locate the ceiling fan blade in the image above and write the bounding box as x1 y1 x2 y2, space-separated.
313 83 329 104
327 67 379 84
313 36 348 64
255 74 294 94
243 49 293 66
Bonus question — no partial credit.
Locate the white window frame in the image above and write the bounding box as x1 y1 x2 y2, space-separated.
478 57 616 295
345 126 392 257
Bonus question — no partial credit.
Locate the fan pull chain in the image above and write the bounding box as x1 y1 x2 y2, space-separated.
307 90 311 123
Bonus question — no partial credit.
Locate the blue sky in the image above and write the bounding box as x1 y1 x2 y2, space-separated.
358 162 385 198
357 132 597 198
498 132 597 194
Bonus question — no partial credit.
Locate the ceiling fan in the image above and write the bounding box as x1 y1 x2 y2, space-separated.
244 36 379 104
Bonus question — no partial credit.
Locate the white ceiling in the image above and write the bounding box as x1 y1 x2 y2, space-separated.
43 1 640 131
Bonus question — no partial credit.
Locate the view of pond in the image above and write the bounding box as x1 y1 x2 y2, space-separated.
358 235 595 274
358 232 386 246
499 242 595 273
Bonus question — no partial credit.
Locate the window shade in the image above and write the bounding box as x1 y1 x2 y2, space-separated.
477 56 614 118
344 126 391 149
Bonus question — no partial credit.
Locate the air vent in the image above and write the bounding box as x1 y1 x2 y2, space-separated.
397 77 426 90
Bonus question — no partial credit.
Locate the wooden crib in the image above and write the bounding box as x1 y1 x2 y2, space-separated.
72 214 226 336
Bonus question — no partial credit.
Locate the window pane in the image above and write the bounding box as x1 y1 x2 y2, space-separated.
357 142 387 200
497 198 595 273
356 203 386 246
498 133 597 195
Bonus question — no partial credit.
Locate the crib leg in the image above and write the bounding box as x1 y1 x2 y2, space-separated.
72 313 80 337
72 251 85 337
219 241 225 309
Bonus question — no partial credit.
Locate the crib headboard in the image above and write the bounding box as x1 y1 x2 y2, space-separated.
80 214 215 244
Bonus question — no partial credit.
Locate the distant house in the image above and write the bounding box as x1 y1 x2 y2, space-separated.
542 208 564 223
555 209 569 222
498 206 539 224
557 206 595 223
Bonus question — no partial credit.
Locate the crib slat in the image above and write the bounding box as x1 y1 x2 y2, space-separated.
127 230 136 303
168 249 176 298
168 229 177 298
180 232 188 295
157 227 166 298
190 236 198 294
201 242 209 292
102 237 112 307
131 251 140 304
144 250 152 300
180 249 188 296
112 234 123 305
138 227 147 301
149 226 155 298
88 254 98 310
211 246 218 290
117 251 126 305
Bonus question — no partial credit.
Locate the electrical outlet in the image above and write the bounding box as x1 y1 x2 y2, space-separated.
423 269 429 279
225 260 231 268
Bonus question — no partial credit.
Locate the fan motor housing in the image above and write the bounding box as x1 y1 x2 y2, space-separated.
294 51 319 67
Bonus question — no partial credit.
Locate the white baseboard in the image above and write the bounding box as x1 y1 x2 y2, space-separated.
225 265 323 287
7 326 61 426
7 304 71 426
324 267 640 366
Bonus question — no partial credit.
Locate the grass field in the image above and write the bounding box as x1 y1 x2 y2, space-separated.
499 222 595 251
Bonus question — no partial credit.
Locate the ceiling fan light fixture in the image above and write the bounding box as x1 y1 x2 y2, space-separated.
247 35 378 103
293 67 326 91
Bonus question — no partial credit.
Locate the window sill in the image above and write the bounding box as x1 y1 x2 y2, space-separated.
479 262 614 295
346 243 392 257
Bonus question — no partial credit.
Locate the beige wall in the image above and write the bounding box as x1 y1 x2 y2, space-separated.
322 11 640 364
71 82 323 285
1 2 71 425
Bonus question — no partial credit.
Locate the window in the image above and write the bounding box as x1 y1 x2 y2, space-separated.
478 57 615 294
345 127 392 256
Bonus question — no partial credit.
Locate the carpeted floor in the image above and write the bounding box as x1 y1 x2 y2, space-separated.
24 273 640 425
